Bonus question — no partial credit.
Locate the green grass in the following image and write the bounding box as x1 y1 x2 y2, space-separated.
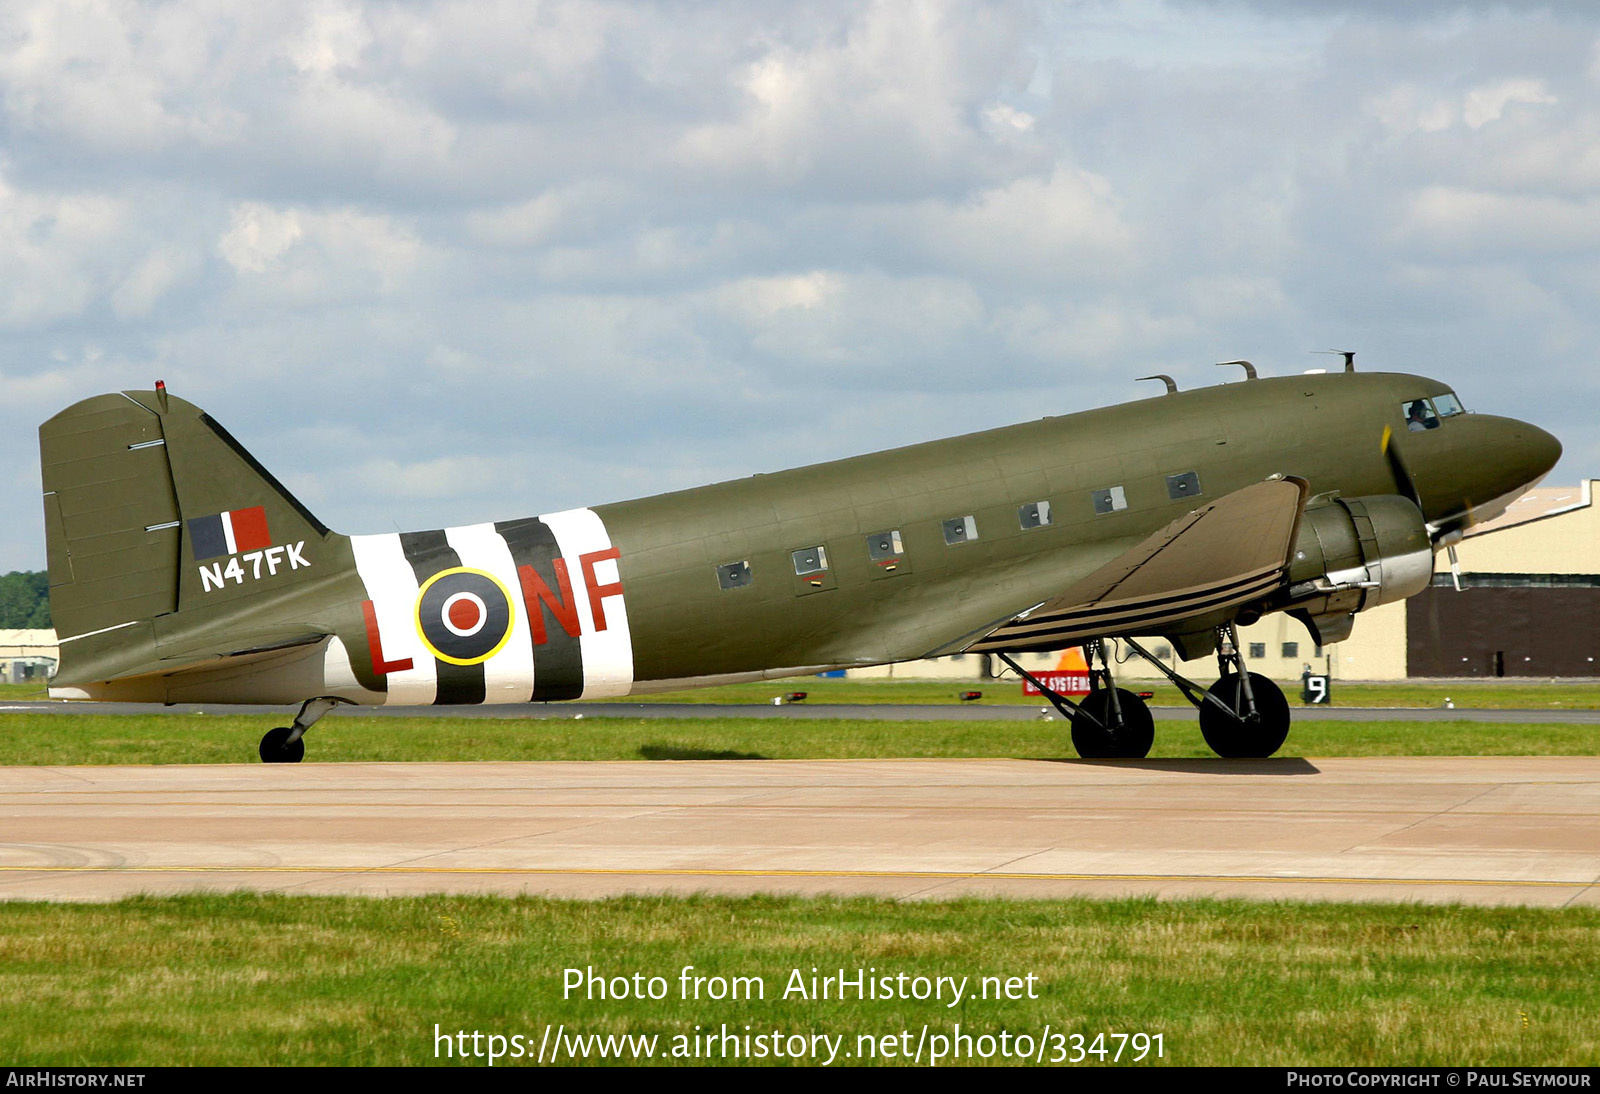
12 677 1600 707
1 711 1595 765
0 681 49 700
614 677 1600 709
0 893 1593 1066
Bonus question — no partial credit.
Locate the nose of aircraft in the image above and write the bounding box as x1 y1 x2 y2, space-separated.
1461 415 1563 523
1402 412 1562 530
1502 418 1562 489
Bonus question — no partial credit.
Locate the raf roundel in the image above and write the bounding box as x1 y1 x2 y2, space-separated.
414 567 515 666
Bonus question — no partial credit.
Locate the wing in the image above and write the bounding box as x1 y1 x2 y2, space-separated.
962 477 1308 654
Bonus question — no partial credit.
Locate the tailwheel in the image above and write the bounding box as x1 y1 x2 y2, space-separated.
1198 672 1290 758
256 697 347 764
258 726 306 764
1071 688 1154 759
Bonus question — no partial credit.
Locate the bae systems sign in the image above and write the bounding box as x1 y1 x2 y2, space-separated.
1020 672 1090 697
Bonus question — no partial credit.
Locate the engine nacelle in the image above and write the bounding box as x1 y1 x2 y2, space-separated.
1277 494 1433 646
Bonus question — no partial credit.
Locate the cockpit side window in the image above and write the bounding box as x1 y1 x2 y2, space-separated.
1402 398 1440 431
1433 392 1465 417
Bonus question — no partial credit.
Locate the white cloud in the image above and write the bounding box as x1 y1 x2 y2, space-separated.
218 202 421 297
718 272 839 316
1462 78 1557 129
674 0 1038 194
288 0 372 75
1400 187 1600 255
1366 85 1457 135
707 269 987 375
465 183 637 249
994 299 1201 363
373 0 623 105
888 165 1134 282
1367 77 1558 139
219 204 305 273
0 0 255 154
983 103 1036 133
1183 276 1291 324
110 247 199 318
0 175 127 328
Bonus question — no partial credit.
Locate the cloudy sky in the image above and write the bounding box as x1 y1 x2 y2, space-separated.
1 0 1596 571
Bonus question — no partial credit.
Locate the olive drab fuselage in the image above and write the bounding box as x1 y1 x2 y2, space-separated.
40 371 1561 707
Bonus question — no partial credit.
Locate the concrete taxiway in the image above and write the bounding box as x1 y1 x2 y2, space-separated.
1 757 1595 907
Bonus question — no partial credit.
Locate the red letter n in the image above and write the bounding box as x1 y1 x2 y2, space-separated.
518 559 581 646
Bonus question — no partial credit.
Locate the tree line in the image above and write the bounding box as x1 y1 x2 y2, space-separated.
0 572 51 629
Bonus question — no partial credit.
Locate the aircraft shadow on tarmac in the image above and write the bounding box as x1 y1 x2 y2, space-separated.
1043 756 1322 775
637 744 770 761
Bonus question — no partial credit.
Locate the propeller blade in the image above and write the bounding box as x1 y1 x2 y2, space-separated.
1381 425 1423 509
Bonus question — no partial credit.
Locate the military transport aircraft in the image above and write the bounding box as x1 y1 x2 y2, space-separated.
38 361 1559 762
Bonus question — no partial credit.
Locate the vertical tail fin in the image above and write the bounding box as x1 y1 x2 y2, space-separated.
40 387 337 683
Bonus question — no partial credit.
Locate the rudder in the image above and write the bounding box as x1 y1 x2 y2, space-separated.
41 392 181 641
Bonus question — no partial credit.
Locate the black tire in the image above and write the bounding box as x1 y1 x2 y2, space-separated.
1198 672 1291 758
1070 688 1155 758
258 726 306 764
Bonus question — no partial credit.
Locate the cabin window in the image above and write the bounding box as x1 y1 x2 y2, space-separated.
866 530 904 561
1282 642 1299 658
1166 471 1201 500
1433 392 1465 418
1402 398 1440 431
1249 643 1266 659
1091 486 1127 515
791 546 829 576
1018 501 1052 529
942 516 978 545
716 560 752 590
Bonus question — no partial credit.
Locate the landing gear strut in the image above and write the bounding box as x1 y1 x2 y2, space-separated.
1122 624 1291 758
998 641 1153 759
1198 628 1290 758
258 696 349 764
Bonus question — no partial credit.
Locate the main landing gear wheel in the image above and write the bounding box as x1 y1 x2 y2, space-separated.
258 726 306 764
1198 672 1290 759
1070 688 1155 759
